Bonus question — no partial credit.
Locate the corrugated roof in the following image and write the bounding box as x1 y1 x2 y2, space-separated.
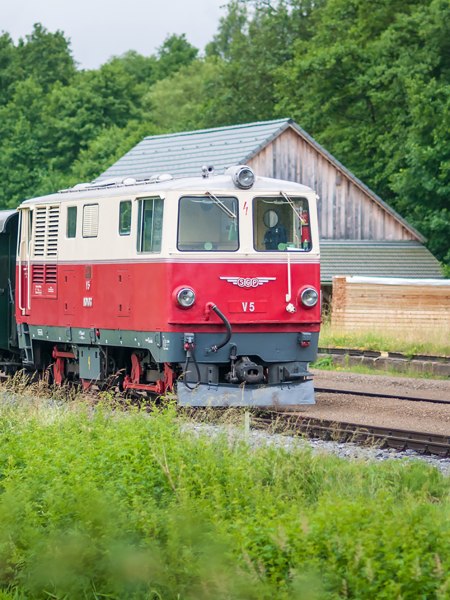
320 241 444 283
99 119 290 181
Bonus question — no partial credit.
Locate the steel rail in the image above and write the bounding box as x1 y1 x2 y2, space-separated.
314 386 450 404
254 413 450 458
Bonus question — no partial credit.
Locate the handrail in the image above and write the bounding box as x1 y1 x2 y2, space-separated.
18 240 25 314
27 240 32 310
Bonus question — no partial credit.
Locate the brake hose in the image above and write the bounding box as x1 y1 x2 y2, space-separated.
207 303 232 353
183 342 201 390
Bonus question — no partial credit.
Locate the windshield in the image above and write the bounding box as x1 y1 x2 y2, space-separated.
177 195 239 251
253 195 311 251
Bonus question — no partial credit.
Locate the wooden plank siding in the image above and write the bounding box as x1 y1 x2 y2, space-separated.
248 128 416 241
331 276 450 333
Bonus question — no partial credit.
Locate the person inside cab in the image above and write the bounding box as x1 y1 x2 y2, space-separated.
263 209 287 250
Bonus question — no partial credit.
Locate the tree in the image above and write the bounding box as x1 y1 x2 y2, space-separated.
204 0 323 125
154 34 198 80
15 23 76 91
0 33 17 105
275 0 450 266
0 78 48 207
145 58 223 132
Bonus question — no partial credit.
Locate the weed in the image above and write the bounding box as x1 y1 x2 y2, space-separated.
0 395 448 599
319 322 450 357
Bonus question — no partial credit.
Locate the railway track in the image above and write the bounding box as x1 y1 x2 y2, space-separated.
314 386 450 404
255 412 450 458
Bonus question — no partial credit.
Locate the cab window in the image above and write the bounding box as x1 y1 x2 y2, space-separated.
177 195 238 251
137 197 163 252
253 196 311 251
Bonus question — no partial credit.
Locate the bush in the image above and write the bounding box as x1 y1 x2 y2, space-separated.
0 395 448 598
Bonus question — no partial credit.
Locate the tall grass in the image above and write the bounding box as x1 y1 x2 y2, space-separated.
0 392 448 598
319 321 450 357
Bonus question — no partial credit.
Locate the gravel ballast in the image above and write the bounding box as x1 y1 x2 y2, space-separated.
184 369 450 476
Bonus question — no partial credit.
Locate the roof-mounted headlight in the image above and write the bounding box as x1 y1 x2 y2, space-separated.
226 165 255 189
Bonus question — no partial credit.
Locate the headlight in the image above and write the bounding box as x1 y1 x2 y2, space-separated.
176 287 196 308
300 287 319 308
226 165 255 189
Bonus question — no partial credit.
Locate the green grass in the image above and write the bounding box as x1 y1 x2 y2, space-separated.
0 391 449 599
319 322 450 358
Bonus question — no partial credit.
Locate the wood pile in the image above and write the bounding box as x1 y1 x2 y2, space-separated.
331 276 450 332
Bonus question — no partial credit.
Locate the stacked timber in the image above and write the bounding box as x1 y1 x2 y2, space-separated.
331 276 450 332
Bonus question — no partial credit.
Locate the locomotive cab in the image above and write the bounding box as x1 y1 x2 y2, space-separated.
171 167 320 406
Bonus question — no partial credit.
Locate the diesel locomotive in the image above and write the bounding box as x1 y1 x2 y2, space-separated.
0 165 321 406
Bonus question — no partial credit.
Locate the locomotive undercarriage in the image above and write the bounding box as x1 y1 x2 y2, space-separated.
15 325 318 406
179 358 314 407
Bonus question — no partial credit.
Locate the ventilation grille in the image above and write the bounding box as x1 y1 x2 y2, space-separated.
33 205 60 258
32 264 57 284
82 204 99 238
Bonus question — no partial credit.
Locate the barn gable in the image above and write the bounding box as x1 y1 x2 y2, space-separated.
99 118 443 279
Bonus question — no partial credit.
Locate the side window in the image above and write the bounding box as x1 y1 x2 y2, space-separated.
119 200 132 236
253 196 311 251
137 197 163 253
67 206 77 238
82 204 99 238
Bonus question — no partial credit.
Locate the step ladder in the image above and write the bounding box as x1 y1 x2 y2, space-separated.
21 323 34 367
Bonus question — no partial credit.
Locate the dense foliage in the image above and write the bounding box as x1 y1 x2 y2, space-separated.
0 0 448 270
0 394 448 599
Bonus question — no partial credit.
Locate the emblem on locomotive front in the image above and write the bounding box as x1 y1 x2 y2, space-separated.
220 276 276 288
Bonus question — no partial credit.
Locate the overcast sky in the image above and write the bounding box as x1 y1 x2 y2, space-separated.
1 0 228 70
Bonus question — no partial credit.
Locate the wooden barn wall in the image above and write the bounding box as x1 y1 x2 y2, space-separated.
248 129 416 241
331 276 450 333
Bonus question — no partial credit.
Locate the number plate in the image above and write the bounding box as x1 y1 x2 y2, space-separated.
228 301 268 313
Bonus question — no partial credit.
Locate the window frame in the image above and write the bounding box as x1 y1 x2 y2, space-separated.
137 196 164 253
177 195 239 252
119 200 132 236
252 195 312 253
66 206 77 239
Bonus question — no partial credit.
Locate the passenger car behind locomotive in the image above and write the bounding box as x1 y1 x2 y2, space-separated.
1 165 321 406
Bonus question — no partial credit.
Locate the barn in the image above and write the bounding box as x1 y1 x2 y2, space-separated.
99 118 444 295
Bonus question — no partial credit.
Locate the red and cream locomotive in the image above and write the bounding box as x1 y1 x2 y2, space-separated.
2 165 320 406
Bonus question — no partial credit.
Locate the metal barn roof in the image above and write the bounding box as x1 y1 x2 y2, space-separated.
99 119 293 180
320 241 444 284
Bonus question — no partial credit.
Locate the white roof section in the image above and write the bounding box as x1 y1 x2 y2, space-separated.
20 173 315 207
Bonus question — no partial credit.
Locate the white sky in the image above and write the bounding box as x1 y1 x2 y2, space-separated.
0 0 228 70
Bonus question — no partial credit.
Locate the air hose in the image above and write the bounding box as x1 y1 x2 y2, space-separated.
183 342 201 390
206 303 232 353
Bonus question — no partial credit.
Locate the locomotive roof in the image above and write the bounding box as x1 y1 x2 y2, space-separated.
21 173 315 206
0 209 17 233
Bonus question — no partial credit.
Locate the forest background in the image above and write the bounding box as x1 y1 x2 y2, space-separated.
0 0 448 273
